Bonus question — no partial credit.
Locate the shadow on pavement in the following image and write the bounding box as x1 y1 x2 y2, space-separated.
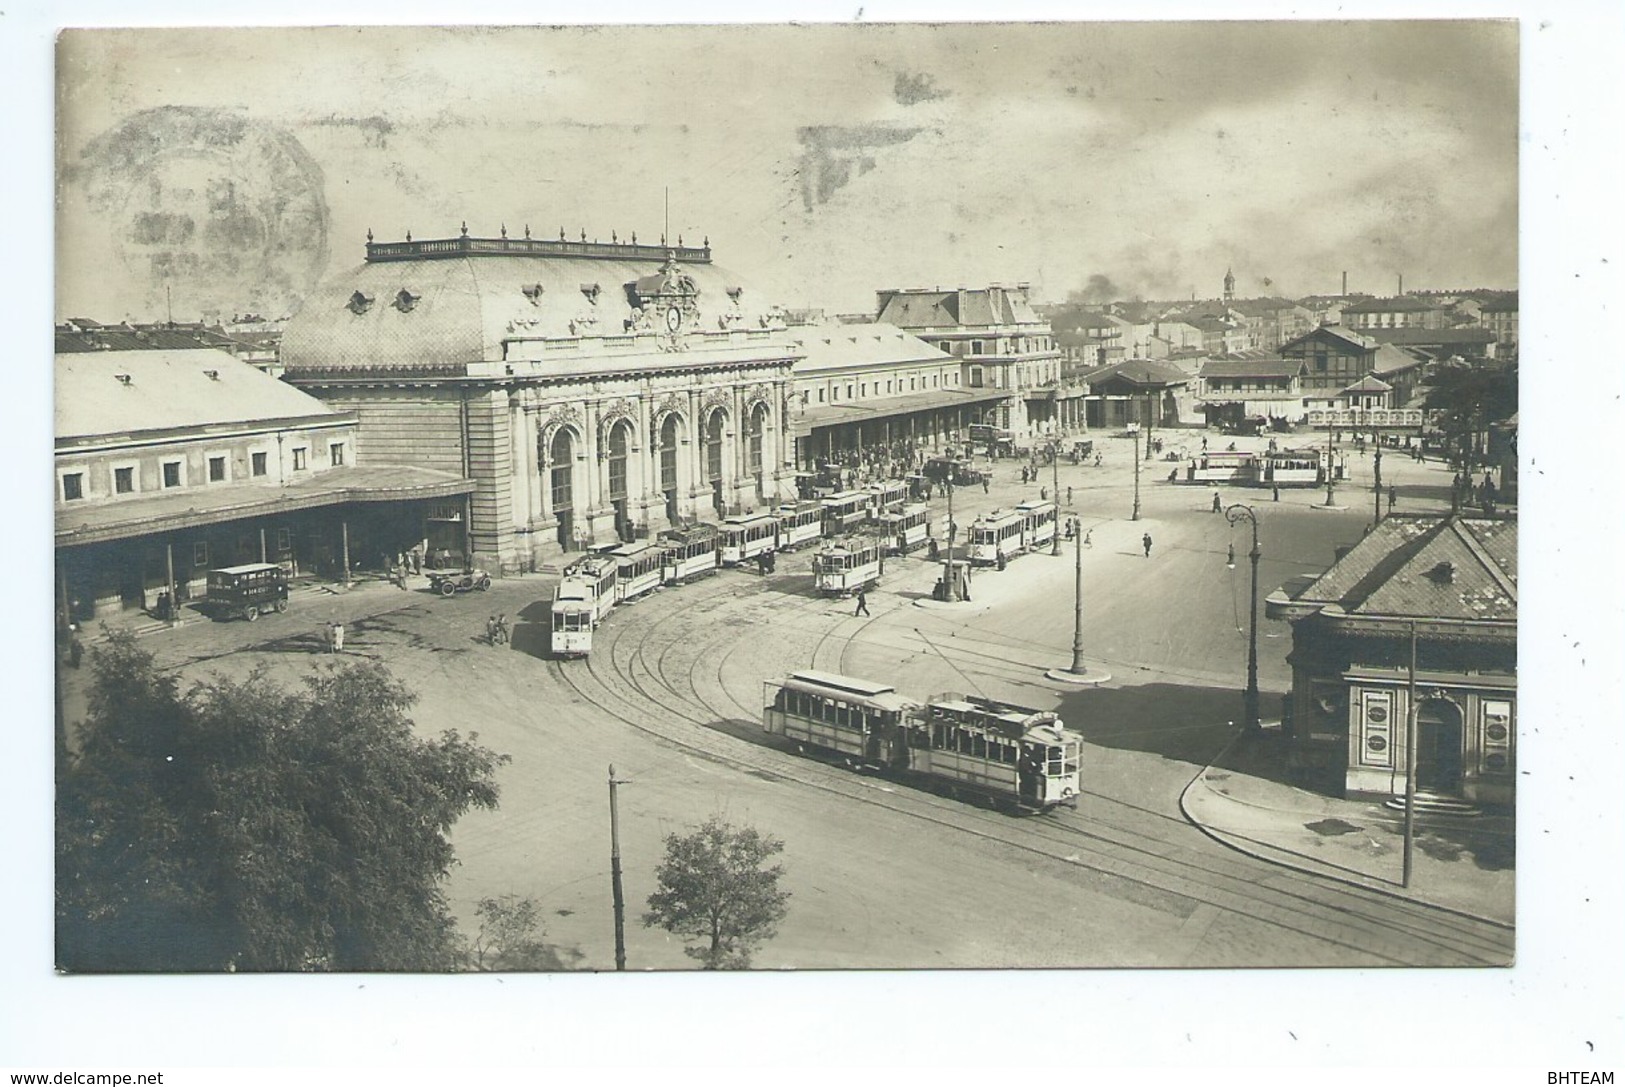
1054 681 1252 765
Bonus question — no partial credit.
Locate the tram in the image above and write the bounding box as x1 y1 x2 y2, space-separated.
820 490 871 535
761 671 1083 811
968 508 1027 566
775 500 826 551
609 540 663 604
1188 450 1257 484
1258 448 1323 487
659 524 720 585
550 554 618 658
864 479 910 516
719 511 781 566
875 502 930 555
763 670 920 768
812 536 884 596
1016 499 1057 551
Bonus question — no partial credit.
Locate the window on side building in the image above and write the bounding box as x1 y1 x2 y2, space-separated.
329 441 346 466
292 447 308 470
251 451 268 477
162 460 183 488
61 473 84 501
208 456 227 482
114 466 134 494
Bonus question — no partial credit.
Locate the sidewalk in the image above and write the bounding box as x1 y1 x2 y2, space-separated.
1180 726 1515 927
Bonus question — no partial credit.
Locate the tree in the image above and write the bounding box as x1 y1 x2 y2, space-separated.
1422 359 1518 474
642 817 790 970
56 631 508 972
469 894 556 971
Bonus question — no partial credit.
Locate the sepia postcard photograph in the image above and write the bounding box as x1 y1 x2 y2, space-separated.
10 1 1624 1078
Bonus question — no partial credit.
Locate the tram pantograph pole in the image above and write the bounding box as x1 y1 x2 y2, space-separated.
1132 428 1142 521
1051 439 1061 555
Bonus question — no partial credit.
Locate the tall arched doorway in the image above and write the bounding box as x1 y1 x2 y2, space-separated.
549 428 576 551
745 402 769 502
659 414 682 526
1415 699 1466 795
705 409 727 517
606 419 634 542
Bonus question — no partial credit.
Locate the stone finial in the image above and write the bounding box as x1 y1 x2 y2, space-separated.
366 227 374 243
580 228 587 242
500 223 508 239
406 229 412 242
524 224 531 239
677 234 684 246
704 235 710 249
460 220 469 237
631 231 637 244
612 229 618 244
560 227 566 241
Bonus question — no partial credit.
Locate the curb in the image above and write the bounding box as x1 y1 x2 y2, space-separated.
1178 730 1513 931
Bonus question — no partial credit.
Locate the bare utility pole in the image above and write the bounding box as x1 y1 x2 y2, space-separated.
1403 624 1419 888
1323 420 1337 507
1050 440 1061 555
944 479 960 602
1132 428 1142 521
608 764 630 970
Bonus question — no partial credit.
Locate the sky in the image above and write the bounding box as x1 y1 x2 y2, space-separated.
54 20 1519 323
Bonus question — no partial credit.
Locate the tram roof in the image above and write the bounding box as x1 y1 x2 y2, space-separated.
786 670 895 697
972 508 1025 525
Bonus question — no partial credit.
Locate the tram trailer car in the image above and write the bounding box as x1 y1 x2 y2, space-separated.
659 525 720 585
550 556 617 658
864 479 910 517
764 671 920 769
1187 450 1257 484
968 508 1027 566
813 536 883 596
762 672 1082 811
775 500 826 551
610 540 663 604
1016 499 1057 551
719 511 781 566
820 490 871 536
876 502 930 555
1258 449 1323 487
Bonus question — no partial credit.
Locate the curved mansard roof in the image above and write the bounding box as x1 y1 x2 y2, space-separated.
282 233 779 375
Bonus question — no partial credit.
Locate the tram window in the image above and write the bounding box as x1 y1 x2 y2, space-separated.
972 735 987 759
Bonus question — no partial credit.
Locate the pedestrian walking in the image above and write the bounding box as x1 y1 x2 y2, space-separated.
854 587 871 617
1093 453 1102 468
486 615 498 645
330 620 344 653
1142 533 1153 558
409 547 422 575
1083 530 1093 549
1066 485 1073 505
1227 542 1236 567
1272 483 1280 502
1040 486 1048 502
495 614 510 645
981 476 989 495
1388 484 1397 513
1211 490 1222 513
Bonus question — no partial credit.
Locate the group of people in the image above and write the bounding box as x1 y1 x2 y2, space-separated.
485 614 510 646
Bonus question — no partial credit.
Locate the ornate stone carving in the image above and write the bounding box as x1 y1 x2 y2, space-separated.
744 382 774 415
597 398 638 448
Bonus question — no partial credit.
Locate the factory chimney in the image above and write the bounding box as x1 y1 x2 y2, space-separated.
1342 271 1348 296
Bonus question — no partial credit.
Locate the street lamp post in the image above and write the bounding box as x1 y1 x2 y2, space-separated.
1132 427 1142 521
607 763 631 971
1323 418 1337 508
1050 440 1061 555
1225 504 1262 731
1373 435 1384 525
944 479 959 603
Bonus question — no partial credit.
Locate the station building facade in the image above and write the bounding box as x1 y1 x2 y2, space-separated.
874 285 1070 439
1267 514 1517 808
280 229 799 572
786 323 1008 467
55 347 472 621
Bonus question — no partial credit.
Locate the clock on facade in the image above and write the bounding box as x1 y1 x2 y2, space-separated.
665 305 683 333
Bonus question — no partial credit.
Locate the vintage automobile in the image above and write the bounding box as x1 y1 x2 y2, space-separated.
921 456 986 487
204 563 290 622
427 568 493 597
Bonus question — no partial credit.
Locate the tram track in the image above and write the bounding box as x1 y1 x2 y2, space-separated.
548 573 1511 966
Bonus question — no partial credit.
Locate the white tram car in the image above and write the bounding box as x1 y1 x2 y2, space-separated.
1259 449 1323 487
659 525 720 584
812 536 883 596
820 490 871 535
864 479 909 516
762 671 1082 811
609 540 663 604
1016 499 1057 551
719 511 781 566
968 508 1027 566
550 554 618 658
775 500 826 551
875 502 930 555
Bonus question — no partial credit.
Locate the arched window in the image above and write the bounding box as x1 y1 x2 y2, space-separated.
607 420 632 502
705 410 726 484
550 428 575 514
745 402 768 486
